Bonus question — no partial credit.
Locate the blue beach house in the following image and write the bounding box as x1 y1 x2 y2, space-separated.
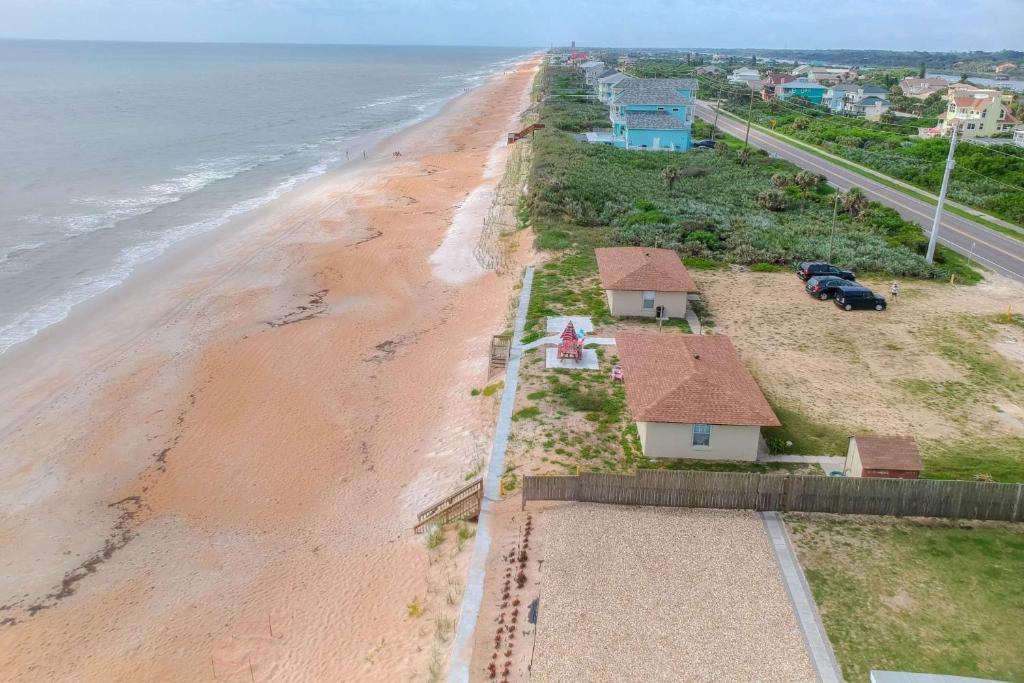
609 79 697 151
776 79 828 105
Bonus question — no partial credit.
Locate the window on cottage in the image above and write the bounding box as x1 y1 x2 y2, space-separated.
692 424 712 448
642 291 655 309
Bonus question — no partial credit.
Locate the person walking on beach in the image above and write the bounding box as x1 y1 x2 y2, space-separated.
890 282 900 301
362 150 366 159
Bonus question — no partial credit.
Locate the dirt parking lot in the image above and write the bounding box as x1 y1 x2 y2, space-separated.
530 503 816 683
696 270 1024 465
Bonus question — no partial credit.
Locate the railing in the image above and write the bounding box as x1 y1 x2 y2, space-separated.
414 478 484 533
522 470 1024 523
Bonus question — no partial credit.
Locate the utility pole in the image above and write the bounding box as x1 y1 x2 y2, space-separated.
712 97 721 142
828 193 840 262
926 124 959 264
744 90 754 148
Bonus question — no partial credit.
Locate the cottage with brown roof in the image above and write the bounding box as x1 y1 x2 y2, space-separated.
595 247 697 320
616 333 780 460
844 435 923 479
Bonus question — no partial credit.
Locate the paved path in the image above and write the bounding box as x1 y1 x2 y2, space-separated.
448 266 534 683
685 308 702 335
761 512 844 683
760 454 846 475
695 101 1024 282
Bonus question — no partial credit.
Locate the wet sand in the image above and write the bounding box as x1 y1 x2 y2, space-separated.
0 58 539 681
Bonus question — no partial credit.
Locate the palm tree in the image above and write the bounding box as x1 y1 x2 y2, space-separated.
757 190 788 211
661 166 682 191
838 187 869 218
793 171 823 191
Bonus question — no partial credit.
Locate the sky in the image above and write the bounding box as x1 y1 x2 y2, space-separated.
2 0 1022 52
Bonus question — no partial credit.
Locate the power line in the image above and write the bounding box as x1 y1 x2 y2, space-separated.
692 74 930 132
953 165 1024 193
694 75 1024 191
960 140 1024 161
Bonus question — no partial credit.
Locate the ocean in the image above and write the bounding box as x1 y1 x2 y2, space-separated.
0 40 531 354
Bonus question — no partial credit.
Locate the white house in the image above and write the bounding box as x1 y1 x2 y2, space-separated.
728 67 761 84
598 71 634 104
595 247 697 319
616 333 781 461
1013 127 1024 148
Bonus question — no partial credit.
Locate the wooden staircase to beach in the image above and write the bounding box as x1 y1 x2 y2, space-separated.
489 334 512 374
507 123 545 144
414 478 484 533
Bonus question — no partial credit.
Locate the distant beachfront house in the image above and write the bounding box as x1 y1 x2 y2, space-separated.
579 61 607 87
728 67 761 84
823 82 859 112
694 66 721 77
853 96 893 120
761 73 796 101
593 67 618 91
900 77 948 99
609 78 697 151
776 79 828 105
616 333 780 461
936 84 1020 138
598 71 634 104
595 247 697 319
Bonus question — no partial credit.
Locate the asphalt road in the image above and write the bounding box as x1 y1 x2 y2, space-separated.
695 101 1024 282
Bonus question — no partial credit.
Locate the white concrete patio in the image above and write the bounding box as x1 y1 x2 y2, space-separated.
545 347 600 370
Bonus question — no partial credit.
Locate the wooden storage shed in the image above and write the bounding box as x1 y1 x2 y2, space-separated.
844 435 923 479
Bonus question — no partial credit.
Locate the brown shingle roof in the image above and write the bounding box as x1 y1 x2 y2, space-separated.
595 247 697 293
616 333 780 427
853 435 922 471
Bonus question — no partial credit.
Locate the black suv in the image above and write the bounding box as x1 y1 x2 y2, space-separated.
692 139 716 149
797 261 856 282
833 285 886 311
805 276 852 300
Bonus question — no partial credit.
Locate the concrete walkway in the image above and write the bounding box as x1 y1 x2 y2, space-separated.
448 266 534 683
761 512 844 683
760 454 846 475
685 308 702 335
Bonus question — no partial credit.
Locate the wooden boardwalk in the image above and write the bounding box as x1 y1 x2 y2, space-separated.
414 478 483 533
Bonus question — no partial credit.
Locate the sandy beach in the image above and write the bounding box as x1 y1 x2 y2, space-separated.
0 57 539 681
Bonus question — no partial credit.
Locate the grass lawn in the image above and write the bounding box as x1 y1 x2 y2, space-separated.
786 514 1024 682
762 400 850 456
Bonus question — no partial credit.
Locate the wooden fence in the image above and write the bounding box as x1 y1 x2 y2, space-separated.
522 470 1024 522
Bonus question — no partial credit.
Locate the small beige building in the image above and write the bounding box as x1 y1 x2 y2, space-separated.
595 247 697 320
844 435 923 479
616 333 780 461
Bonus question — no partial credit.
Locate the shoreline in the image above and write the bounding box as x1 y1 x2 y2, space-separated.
0 54 538 435
0 50 536 368
0 56 540 681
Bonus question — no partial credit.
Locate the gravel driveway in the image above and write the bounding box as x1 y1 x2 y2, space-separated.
531 504 816 682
